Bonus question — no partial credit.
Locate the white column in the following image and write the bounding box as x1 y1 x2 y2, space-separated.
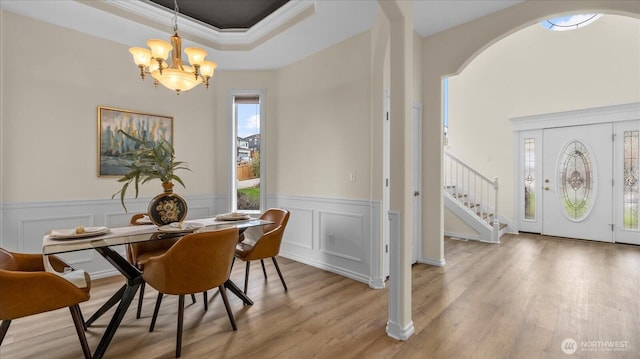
386 211 414 339
378 0 414 341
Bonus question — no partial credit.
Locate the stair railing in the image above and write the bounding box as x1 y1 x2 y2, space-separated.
444 151 499 240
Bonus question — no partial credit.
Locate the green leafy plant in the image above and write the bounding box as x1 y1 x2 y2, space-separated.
250 152 260 177
112 130 190 212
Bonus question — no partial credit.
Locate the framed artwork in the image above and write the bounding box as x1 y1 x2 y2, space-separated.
97 106 173 177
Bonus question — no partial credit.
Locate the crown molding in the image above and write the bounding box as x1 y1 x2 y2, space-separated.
106 0 315 47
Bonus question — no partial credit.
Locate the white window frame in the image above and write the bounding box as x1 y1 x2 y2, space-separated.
228 89 266 214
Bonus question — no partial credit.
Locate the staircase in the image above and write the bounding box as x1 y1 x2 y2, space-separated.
444 152 507 243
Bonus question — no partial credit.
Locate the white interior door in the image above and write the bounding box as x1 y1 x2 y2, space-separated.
412 104 422 264
383 89 390 278
542 123 613 242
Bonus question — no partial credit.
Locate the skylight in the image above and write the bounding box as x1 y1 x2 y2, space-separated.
540 14 602 31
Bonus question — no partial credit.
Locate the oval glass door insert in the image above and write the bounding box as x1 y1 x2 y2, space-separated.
558 140 596 221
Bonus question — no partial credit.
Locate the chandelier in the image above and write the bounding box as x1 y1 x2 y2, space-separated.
128 0 217 94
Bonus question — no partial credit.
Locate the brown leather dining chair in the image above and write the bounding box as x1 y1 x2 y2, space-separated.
234 208 290 294
0 248 92 359
127 213 196 319
143 227 239 358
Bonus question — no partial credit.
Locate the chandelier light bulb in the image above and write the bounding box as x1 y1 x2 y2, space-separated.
185 47 207 67
146 39 172 61
129 47 151 67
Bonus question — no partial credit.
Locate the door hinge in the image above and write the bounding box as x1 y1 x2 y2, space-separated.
386 178 389 187
386 112 389 121
612 133 616 142
385 244 389 253
610 224 614 231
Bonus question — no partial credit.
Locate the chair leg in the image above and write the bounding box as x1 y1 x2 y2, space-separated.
203 291 208 311
260 259 268 279
77 306 87 331
0 320 11 346
244 261 251 294
272 257 288 291
149 292 164 332
176 295 185 358
219 286 237 331
191 293 196 304
231 256 235 270
136 281 146 319
69 305 92 359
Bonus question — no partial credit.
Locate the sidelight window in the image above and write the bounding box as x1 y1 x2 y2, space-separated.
524 138 536 220
623 130 639 229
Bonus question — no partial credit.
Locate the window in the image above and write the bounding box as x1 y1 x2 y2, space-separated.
540 14 602 31
623 130 639 229
231 92 264 213
558 140 595 221
524 138 536 220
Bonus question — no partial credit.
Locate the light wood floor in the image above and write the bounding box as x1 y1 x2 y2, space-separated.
2 233 639 358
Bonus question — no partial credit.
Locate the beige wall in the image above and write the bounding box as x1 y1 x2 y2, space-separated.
447 14 640 223
0 9 379 206
1 11 218 203
273 31 374 200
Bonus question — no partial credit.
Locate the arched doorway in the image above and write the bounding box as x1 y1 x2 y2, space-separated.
421 1 640 264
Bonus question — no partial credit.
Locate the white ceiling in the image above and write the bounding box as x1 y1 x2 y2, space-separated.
1 0 524 70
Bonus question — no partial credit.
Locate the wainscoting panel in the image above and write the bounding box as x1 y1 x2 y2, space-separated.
319 211 364 262
281 206 314 250
1 195 223 278
21 214 94 253
1 194 382 285
267 195 381 286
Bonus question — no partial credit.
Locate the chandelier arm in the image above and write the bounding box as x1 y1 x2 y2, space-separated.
193 65 200 80
156 58 165 75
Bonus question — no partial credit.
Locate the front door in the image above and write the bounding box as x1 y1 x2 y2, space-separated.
542 123 613 242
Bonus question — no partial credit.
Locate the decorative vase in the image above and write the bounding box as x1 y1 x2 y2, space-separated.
147 182 188 226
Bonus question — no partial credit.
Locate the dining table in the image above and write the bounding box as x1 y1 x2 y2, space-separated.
42 216 273 359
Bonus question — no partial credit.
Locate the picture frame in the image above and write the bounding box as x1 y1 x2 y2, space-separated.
97 106 173 177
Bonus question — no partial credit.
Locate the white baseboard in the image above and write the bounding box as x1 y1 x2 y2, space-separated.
279 251 371 285
419 256 446 267
386 320 415 341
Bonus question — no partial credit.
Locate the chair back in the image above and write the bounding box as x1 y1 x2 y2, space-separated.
0 248 90 320
130 213 147 225
244 208 290 260
127 238 179 266
143 228 239 295
260 208 290 234
0 248 16 270
126 213 179 266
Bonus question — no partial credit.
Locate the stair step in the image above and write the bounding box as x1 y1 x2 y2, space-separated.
489 222 508 230
477 212 494 220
